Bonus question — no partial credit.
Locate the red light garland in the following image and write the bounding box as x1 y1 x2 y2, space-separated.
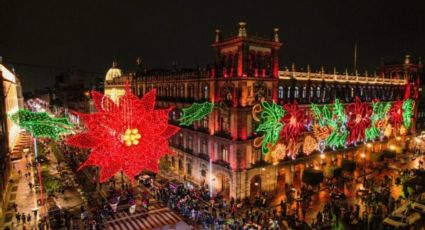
66 86 179 182
346 97 372 144
389 100 404 131
280 102 308 143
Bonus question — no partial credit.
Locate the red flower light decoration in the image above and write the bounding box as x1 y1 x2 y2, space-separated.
66 86 179 182
280 102 308 143
346 97 372 144
389 100 403 130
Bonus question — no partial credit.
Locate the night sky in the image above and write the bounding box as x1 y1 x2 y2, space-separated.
1 0 424 92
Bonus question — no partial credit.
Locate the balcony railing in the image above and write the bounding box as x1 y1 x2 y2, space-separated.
278 70 406 85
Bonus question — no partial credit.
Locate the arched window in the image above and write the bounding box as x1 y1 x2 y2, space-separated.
278 86 284 99
287 86 291 98
201 138 208 154
294 86 299 98
220 145 229 162
188 84 194 99
187 135 193 150
202 116 208 128
302 86 307 98
203 85 209 99
252 148 262 163
316 87 321 98
179 85 184 98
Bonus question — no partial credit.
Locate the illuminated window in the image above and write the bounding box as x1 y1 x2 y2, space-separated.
253 148 262 163
203 85 209 99
220 145 229 162
278 86 284 99
202 116 208 128
287 86 291 98
201 138 208 154
294 86 299 98
302 86 307 98
316 87 321 98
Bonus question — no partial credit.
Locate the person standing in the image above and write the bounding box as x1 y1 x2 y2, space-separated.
27 213 31 223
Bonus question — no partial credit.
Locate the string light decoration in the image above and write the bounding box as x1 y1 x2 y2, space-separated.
10 109 73 140
311 100 347 149
255 101 285 155
66 86 180 182
389 100 404 131
346 97 372 144
179 102 214 126
303 135 317 155
402 99 414 129
365 100 391 142
280 102 308 143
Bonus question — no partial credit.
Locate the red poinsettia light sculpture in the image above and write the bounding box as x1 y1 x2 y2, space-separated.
389 100 403 130
67 86 179 182
346 97 372 144
280 102 308 143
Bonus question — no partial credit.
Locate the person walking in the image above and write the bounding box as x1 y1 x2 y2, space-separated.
16 212 21 224
27 213 31 223
21 213 26 224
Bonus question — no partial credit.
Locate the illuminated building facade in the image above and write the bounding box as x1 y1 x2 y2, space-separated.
0 63 21 213
104 22 419 199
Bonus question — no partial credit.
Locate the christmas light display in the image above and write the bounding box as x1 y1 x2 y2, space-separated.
346 97 372 144
255 101 285 155
365 100 391 141
66 87 180 182
10 109 73 140
280 102 308 143
311 100 347 149
389 100 404 131
303 135 317 155
402 99 414 129
271 143 286 160
179 102 214 126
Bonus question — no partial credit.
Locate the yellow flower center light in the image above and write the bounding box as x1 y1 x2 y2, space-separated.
123 128 141 146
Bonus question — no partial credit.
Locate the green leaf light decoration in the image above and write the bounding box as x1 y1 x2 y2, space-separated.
402 99 414 129
179 102 214 126
256 101 285 155
326 99 348 148
10 109 73 140
365 101 391 142
312 99 347 149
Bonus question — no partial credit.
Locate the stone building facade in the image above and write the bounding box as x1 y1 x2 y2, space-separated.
104 22 419 199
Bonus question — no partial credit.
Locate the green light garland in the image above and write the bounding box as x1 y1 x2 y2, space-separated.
179 102 214 126
312 99 347 149
256 101 285 155
327 100 348 148
365 101 391 142
10 109 73 140
402 99 414 129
